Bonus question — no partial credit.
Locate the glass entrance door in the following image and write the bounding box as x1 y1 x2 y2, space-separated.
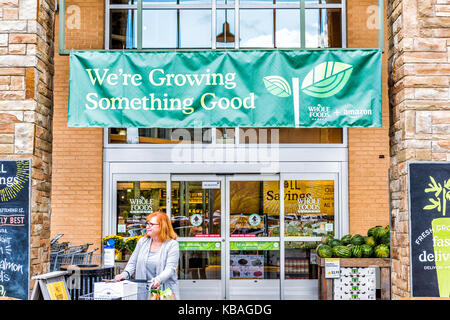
173 174 338 300
281 173 338 299
226 175 281 300
172 175 226 300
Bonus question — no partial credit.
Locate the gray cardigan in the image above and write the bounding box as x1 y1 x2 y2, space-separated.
120 237 180 299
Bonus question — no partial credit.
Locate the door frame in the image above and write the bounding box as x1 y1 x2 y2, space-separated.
225 174 281 300
171 174 227 299
280 172 340 300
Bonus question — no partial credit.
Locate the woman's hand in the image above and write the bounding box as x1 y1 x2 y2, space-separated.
114 274 126 282
150 277 160 290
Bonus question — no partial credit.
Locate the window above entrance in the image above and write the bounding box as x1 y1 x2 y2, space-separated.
108 127 343 144
107 0 344 50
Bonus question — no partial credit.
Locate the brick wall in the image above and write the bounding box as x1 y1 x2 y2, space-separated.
0 0 55 290
51 0 104 250
347 0 391 235
387 0 450 298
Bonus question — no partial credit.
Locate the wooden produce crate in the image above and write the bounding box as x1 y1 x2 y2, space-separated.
316 256 391 300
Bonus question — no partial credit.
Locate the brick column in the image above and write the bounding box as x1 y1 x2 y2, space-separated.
387 0 450 298
0 0 55 292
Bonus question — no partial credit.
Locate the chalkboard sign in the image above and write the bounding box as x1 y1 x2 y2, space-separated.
0 159 31 300
409 162 450 297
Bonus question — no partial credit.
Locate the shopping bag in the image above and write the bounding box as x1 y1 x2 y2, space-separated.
160 288 175 300
150 288 175 300
149 288 160 300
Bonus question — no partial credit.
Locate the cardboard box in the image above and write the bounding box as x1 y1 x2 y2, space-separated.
340 267 376 276
334 267 376 300
94 280 139 300
334 292 376 300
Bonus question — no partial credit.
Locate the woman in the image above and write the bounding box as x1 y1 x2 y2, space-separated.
115 211 179 299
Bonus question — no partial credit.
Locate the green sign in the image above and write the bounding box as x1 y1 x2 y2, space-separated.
179 241 221 251
230 241 280 251
68 49 382 128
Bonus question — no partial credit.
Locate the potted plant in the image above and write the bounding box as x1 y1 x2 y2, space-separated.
102 234 125 261
124 235 143 260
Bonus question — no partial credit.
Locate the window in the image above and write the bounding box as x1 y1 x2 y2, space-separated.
106 0 345 145
116 181 167 237
108 0 344 50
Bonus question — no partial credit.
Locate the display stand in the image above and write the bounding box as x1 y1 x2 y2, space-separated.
316 257 391 300
31 271 71 300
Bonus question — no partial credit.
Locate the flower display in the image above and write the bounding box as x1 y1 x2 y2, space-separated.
125 235 143 253
102 234 125 251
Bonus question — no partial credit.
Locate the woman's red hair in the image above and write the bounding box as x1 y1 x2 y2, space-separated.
146 211 177 241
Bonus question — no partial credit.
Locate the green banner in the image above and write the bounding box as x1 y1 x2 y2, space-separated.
230 241 280 251
68 49 382 128
179 241 221 251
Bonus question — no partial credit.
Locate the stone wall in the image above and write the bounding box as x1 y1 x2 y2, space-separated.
387 0 450 298
0 0 55 292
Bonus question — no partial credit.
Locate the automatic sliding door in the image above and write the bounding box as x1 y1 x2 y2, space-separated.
281 175 337 300
226 176 281 300
172 176 226 300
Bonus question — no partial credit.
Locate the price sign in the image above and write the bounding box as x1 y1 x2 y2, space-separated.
0 159 31 300
324 258 340 279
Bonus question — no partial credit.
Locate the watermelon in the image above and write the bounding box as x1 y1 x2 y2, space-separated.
340 234 352 245
333 245 352 258
368 225 382 237
351 234 365 246
381 234 390 245
324 234 334 245
373 227 388 242
361 244 373 257
317 244 333 258
374 244 390 258
329 239 342 247
385 225 390 233
365 236 376 247
351 245 363 258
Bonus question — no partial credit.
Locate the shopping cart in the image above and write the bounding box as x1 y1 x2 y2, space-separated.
50 242 98 272
78 280 151 300
72 248 100 266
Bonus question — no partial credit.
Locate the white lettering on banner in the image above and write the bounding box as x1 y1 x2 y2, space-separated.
419 250 450 262
308 104 330 120
148 68 236 89
86 69 143 86
85 93 195 115
200 93 255 110
84 92 256 114
415 227 433 245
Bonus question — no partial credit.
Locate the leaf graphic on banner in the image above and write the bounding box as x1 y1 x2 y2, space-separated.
263 76 292 98
302 61 353 98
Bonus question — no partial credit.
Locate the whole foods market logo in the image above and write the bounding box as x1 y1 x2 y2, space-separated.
301 61 353 98
262 61 353 99
263 61 354 126
297 195 320 214
129 197 154 214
